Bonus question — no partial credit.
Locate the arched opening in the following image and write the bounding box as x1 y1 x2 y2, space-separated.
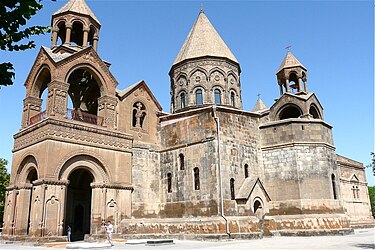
230 178 235 200
56 21 66 45
244 164 249 178
132 102 146 128
254 199 263 214
194 167 200 190
88 26 96 47
67 68 101 124
180 92 186 109
309 104 321 119
331 174 337 200
167 173 172 193
70 21 84 46
288 73 299 92
26 168 38 235
65 168 94 241
230 92 235 107
195 89 203 105
178 153 184 170
279 105 302 120
214 89 221 105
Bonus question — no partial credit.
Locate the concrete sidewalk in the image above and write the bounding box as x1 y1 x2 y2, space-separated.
0 228 373 249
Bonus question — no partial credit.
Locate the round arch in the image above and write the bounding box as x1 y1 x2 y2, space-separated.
15 154 39 184
309 103 322 119
253 197 264 214
29 64 52 98
208 67 226 80
187 67 208 80
277 104 303 120
57 154 110 183
65 63 108 95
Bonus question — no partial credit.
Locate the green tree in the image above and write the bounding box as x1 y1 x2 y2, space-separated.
0 0 52 86
368 186 375 218
0 158 10 226
368 152 375 175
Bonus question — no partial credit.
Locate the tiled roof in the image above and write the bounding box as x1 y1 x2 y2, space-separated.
173 11 238 65
53 0 100 25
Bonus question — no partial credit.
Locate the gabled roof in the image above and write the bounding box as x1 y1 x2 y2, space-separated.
173 11 238 65
236 177 271 201
276 51 306 74
53 0 100 25
251 98 268 112
116 80 163 111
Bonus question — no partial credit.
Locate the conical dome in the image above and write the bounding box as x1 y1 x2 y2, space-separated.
276 51 306 74
173 11 238 65
53 0 100 25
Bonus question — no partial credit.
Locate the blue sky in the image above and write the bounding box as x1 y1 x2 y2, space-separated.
0 0 374 185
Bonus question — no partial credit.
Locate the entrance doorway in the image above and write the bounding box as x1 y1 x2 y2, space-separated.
26 168 38 235
65 169 93 241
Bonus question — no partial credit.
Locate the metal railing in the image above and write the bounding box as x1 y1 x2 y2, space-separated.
66 109 104 126
28 109 103 126
29 110 47 125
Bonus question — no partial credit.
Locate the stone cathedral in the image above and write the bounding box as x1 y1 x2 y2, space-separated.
2 0 373 241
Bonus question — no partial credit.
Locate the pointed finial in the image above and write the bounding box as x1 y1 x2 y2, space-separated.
200 3 204 13
257 93 261 99
285 45 292 51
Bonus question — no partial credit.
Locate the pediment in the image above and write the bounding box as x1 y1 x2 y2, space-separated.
116 80 162 111
350 174 359 182
235 177 271 202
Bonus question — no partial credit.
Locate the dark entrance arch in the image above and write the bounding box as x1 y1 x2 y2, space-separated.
65 169 94 241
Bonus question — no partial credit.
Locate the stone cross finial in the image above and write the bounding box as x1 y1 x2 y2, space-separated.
200 3 204 13
285 45 292 51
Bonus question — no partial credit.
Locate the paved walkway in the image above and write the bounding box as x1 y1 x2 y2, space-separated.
0 228 374 249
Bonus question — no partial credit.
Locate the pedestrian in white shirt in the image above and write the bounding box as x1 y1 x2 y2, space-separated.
105 221 114 246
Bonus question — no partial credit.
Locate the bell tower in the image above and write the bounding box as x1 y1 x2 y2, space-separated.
51 0 101 51
276 51 308 95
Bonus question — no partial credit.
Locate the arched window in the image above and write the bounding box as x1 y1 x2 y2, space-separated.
180 92 186 109
132 102 146 128
194 167 200 190
331 174 337 200
196 89 203 105
288 73 299 92
179 153 184 170
71 21 84 46
244 164 249 178
230 92 235 107
309 104 321 119
167 173 172 193
279 105 302 120
230 178 235 200
214 89 221 105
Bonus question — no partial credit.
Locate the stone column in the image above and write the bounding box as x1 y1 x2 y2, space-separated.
285 79 290 92
14 185 33 235
82 27 90 48
279 84 283 95
64 24 72 45
90 184 106 234
98 95 118 128
2 188 16 236
22 96 43 128
51 28 59 47
92 34 99 51
46 81 70 118
298 78 303 92
304 80 308 93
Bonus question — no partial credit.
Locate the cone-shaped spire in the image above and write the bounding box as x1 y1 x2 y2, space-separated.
53 0 100 25
276 51 306 74
251 98 268 112
173 11 238 65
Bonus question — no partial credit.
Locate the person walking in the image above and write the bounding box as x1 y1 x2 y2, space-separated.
66 225 71 242
105 221 114 246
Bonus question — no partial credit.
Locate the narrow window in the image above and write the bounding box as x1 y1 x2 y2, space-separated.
230 92 235 107
244 164 249 178
352 186 356 199
180 92 186 109
214 89 221 104
167 173 172 193
230 178 235 200
331 174 337 200
355 186 359 199
194 167 200 190
196 89 203 105
179 153 184 170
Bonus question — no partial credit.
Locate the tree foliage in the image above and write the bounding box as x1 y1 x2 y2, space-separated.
0 158 10 226
368 152 375 176
0 0 52 86
368 186 375 218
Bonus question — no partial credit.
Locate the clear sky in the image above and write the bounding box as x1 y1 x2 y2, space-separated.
0 0 374 185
